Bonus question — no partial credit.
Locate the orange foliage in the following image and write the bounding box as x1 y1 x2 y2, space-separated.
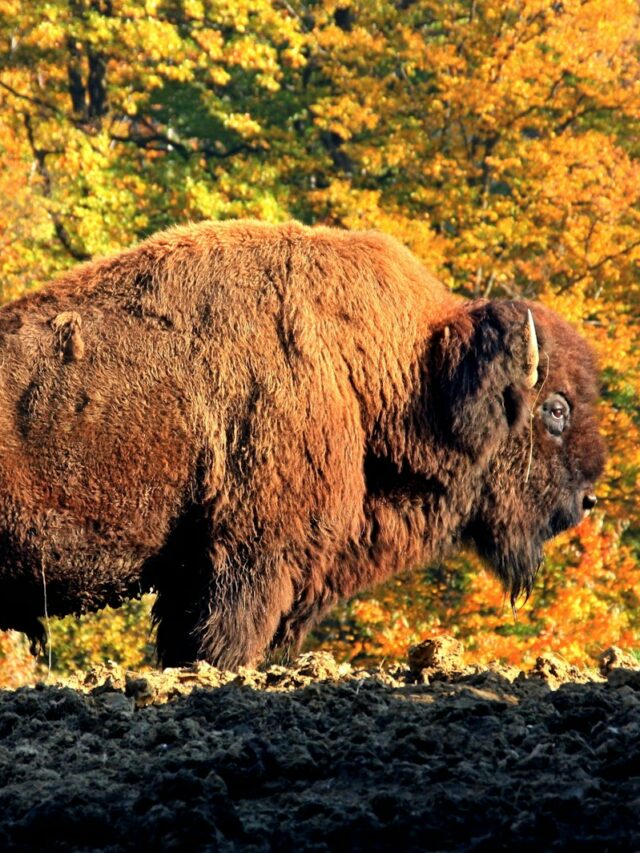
0 633 38 689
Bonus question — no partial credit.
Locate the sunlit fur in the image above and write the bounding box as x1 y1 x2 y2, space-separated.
0 221 605 667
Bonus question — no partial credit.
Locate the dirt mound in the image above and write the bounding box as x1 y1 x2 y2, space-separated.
1 643 639 851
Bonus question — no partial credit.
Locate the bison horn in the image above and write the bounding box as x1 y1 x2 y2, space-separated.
524 309 539 388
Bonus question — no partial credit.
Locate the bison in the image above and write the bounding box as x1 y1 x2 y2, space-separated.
0 220 605 668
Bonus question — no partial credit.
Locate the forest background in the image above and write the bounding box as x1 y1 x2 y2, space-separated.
1 0 639 685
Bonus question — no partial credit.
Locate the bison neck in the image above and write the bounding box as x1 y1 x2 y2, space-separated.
271 460 480 655
350 483 478 593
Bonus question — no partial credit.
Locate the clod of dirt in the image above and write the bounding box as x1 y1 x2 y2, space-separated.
407 635 464 677
291 651 353 681
598 645 640 676
524 653 597 689
80 662 127 692
263 652 354 689
61 652 359 709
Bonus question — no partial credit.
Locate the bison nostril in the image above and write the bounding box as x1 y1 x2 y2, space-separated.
583 494 597 512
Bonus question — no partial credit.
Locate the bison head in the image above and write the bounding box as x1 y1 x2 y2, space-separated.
432 300 606 604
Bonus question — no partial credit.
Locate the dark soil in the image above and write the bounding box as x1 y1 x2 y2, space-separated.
1 640 639 852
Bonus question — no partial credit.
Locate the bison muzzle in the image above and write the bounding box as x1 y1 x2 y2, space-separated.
0 221 605 667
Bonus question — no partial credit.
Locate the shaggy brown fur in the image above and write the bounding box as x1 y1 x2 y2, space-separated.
0 221 605 667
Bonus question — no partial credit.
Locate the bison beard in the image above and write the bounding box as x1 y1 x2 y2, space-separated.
0 221 605 668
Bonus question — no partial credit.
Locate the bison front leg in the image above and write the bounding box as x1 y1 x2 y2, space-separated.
152 541 297 670
199 550 297 670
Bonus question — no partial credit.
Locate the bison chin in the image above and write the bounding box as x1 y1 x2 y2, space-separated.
463 520 545 607
464 493 584 606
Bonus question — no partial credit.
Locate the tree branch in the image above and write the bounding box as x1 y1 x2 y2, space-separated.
556 238 640 293
22 114 90 262
0 79 61 116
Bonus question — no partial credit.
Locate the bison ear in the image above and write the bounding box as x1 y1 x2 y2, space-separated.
431 301 538 461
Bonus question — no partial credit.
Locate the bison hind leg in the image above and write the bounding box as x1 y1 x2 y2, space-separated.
146 503 215 668
152 586 202 668
26 618 47 657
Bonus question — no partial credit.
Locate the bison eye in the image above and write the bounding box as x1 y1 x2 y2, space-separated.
541 393 570 437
